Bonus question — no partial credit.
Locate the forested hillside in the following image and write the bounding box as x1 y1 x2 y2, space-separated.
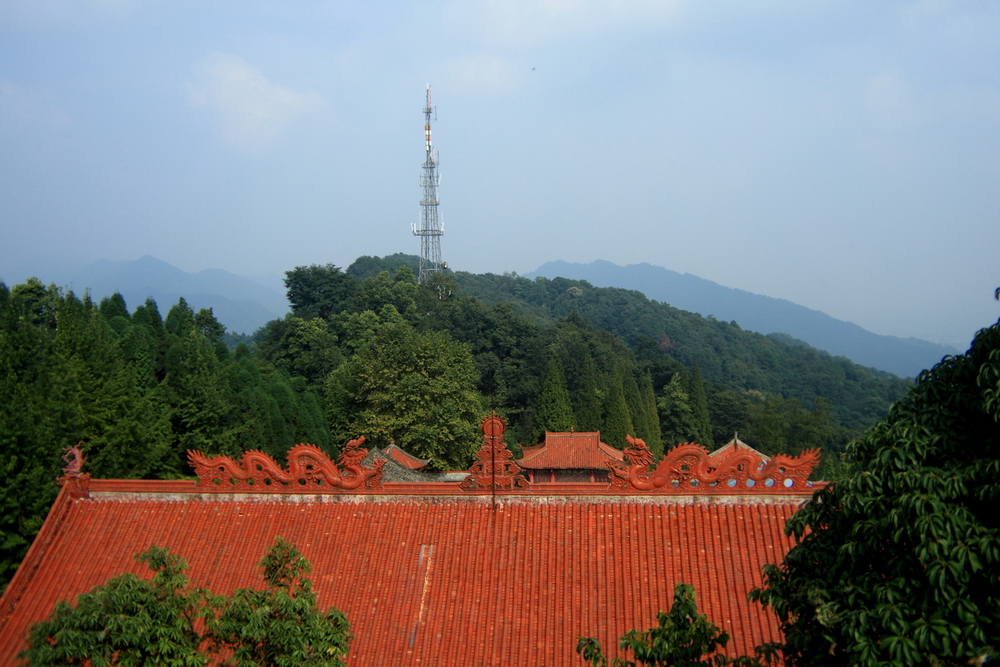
0 256 913 587
527 259 958 377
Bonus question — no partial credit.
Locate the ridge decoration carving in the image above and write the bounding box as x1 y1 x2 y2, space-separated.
187 436 386 492
607 435 822 493
57 442 91 499
460 413 529 491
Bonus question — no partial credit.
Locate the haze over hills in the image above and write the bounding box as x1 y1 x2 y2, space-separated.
5 255 289 335
2 254 959 377
525 260 958 379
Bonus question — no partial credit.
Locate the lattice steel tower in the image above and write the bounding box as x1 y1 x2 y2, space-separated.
413 85 444 284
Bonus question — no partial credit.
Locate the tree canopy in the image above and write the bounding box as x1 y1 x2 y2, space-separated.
19 538 352 667
577 582 773 667
334 312 482 468
750 318 1000 666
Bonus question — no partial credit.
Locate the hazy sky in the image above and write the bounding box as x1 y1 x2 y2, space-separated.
1 0 998 347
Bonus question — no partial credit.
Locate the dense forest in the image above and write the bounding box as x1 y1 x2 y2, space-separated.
0 254 913 586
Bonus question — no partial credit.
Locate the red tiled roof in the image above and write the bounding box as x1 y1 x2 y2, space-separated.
517 431 625 470
0 480 803 666
383 444 431 470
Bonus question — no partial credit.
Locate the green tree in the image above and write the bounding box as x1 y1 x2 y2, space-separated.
20 540 352 667
575 355 604 433
20 545 212 666
348 314 482 468
602 365 634 449
577 582 771 667
358 269 419 320
686 366 713 448
658 373 698 447
750 318 1000 667
194 307 228 361
270 317 343 387
0 282 64 583
622 365 649 441
638 373 663 457
209 537 352 667
284 264 359 320
533 349 575 441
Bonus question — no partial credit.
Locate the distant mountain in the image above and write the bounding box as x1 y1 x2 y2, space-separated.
525 260 957 378
29 256 288 335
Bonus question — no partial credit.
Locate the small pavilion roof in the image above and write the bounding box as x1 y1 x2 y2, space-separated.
517 431 624 470
710 436 770 462
383 443 432 470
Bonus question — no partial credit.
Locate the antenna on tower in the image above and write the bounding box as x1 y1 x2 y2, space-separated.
413 84 445 285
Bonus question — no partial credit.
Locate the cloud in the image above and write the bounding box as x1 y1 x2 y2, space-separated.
188 53 323 151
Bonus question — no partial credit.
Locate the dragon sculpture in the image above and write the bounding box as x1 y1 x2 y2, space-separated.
61 442 85 476
57 442 91 498
608 436 822 492
187 436 385 491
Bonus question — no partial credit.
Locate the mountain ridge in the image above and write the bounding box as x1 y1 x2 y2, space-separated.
7 255 289 335
525 259 957 378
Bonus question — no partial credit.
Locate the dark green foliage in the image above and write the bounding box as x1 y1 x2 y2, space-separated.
658 372 704 448
621 364 647 437
453 271 909 435
533 349 575 442
707 389 847 479
20 545 212 666
344 314 482 468
749 319 1000 666
0 284 336 584
269 317 343 387
209 537 353 667
602 366 634 449
98 292 130 321
165 297 196 336
575 355 604 433
19 539 352 667
357 269 419 319
194 308 228 361
284 264 360 320
131 298 164 341
0 281 64 583
346 253 420 281
577 582 773 667
638 373 663 456
686 367 713 448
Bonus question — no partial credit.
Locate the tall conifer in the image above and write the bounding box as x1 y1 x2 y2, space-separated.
533 349 575 443
639 372 663 457
575 355 603 432
658 372 696 449
602 365 634 449
687 365 714 448
622 365 644 430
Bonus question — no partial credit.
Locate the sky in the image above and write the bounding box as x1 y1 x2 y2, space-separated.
1 0 998 348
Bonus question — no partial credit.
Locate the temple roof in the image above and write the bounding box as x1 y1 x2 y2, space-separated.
0 482 803 666
517 431 624 470
0 419 825 665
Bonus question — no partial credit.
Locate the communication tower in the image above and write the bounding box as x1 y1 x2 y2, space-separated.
413 85 445 284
